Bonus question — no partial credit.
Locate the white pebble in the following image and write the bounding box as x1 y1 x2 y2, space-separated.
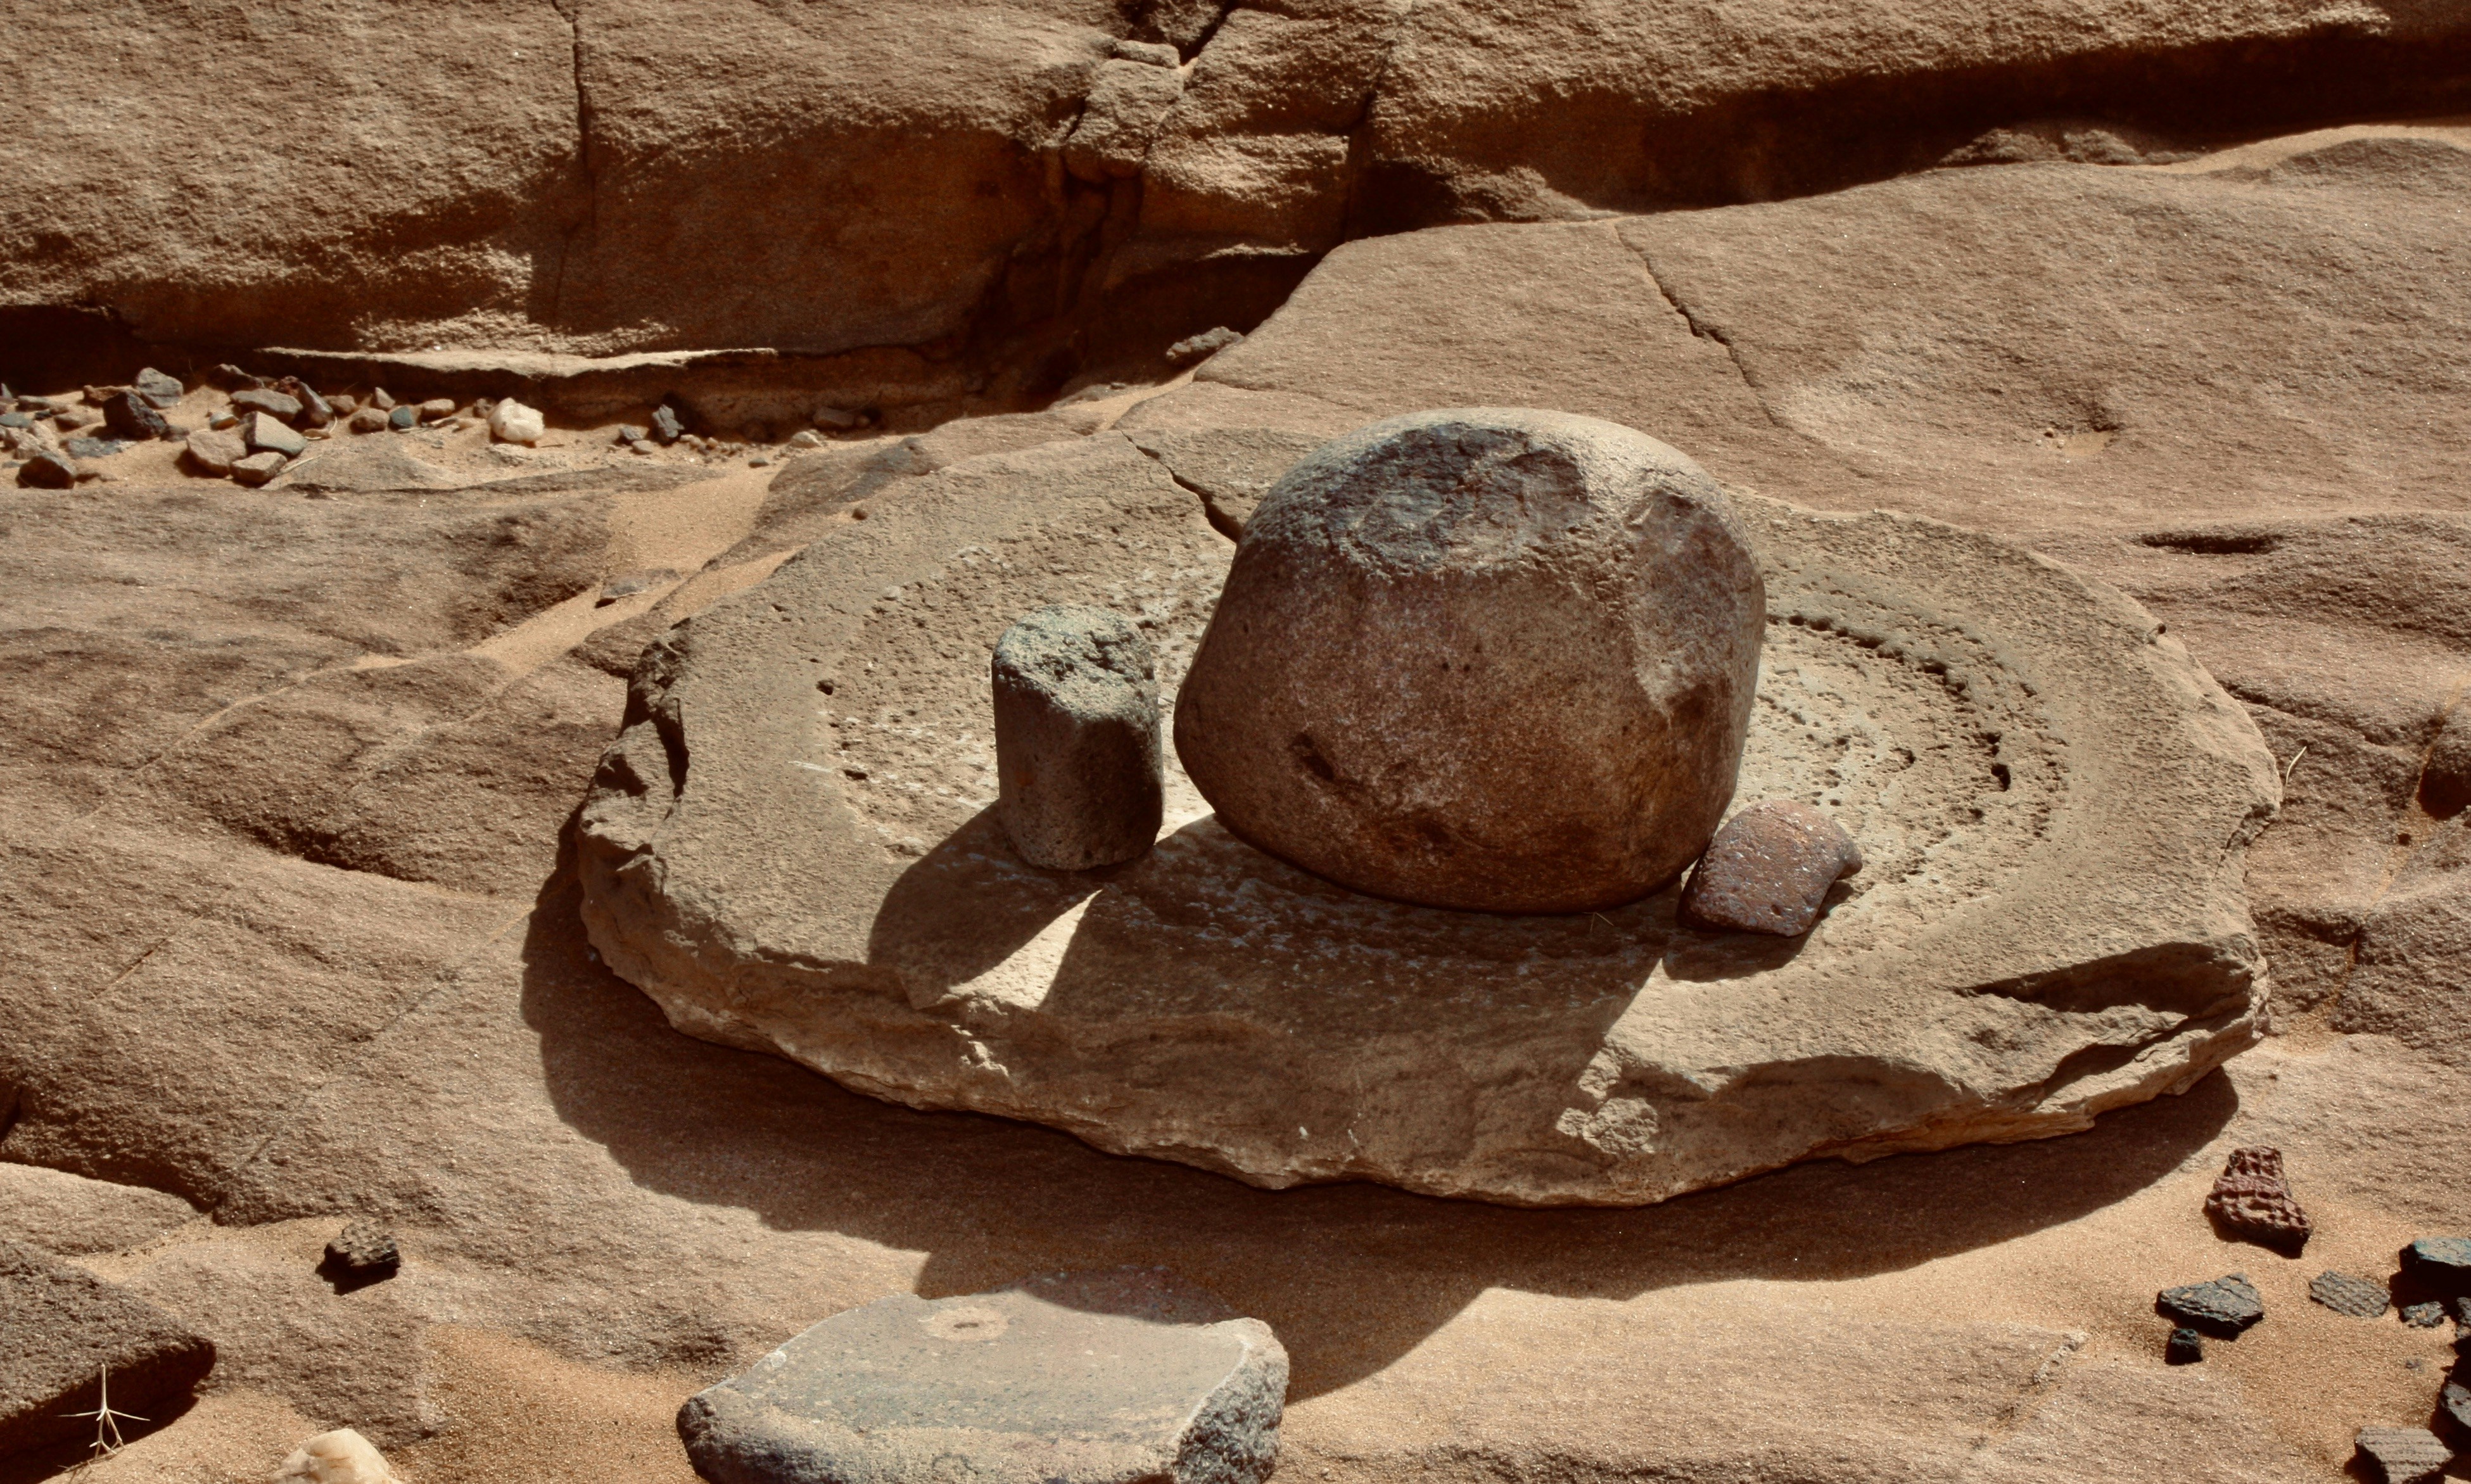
272 1428 398 1484
488 398 545 445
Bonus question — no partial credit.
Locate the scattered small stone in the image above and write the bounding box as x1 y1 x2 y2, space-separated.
272 1427 400 1484
2164 1326 2204 1365
2403 1238 2471 1294
208 409 239 431
2442 1374 2471 1435
65 436 125 459
51 402 99 431
104 390 173 441
2311 1270 2391 1319
2202 1146 2312 1253
329 394 359 415
318 1219 400 1290
231 452 288 487
599 569 680 605
1167 326 1245 365
203 363 267 391
275 377 334 429
0 411 29 429
2403 1301 2447 1328
786 428 827 448
16 450 76 489
348 406 390 434
615 423 648 445
630 438 656 455
1679 800 1865 935
811 405 864 430
185 428 248 476
677 1269 1285 1484
748 453 770 467
369 386 395 411
2354 1426 2448 1484
650 402 685 443
1111 36 1182 65
994 606 1165 870
132 367 185 408
231 387 305 424
388 405 417 431
245 412 308 457
440 418 468 433
2157 1273 2265 1336
417 398 455 423
488 398 545 445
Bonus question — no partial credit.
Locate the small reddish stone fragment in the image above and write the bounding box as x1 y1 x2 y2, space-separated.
1678 800 1862 936
2204 1146 2311 1253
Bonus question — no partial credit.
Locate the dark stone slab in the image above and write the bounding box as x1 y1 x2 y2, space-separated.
2311 1270 2391 1320
2403 1301 2447 1328
1680 799 1864 936
231 388 305 424
2403 1238 2471 1295
2157 1273 2264 1337
677 1269 1285 1484
2203 1146 2312 1253
2164 1327 2204 1365
2354 1426 2448 1484
0 1238 215 1457
132 368 184 409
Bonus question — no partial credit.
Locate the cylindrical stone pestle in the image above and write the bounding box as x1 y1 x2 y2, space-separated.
992 605 1164 870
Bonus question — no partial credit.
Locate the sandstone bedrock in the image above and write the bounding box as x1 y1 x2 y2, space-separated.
1175 409 1765 913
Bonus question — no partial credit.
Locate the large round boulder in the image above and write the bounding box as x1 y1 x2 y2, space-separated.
1172 409 1765 913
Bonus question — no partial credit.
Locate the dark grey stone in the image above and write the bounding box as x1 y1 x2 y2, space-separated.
65 437 125 460
276 377 334 429
2404 1238 2471 1294
993 606 1162 871
2311 1270 2391 1319
652 403 686 443
1166 326 1243 366
811 406 864 430
16 451 77 489
0 1238 215 1457
677 1269 1285 1484
2403 1300 2447 1328
388 405 417 430
243 412 307 457
616 424 649 445
2354 1426 2448 1484
1680 800 1865 935
318 1219 399 1291
2442 1374 2470 1436
0 411 30 429
132 367 184 409
2164 1327 2204 1365
2156 1273 2265 1336
103 391 172 442
231 388 304 424
201 363 267 391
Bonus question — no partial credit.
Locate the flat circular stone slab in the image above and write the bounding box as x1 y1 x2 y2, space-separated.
578 431 2280 1207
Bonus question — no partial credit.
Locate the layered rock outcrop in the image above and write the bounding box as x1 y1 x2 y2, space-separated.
6 0 2467 401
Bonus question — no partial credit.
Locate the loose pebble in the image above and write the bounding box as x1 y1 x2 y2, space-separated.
488 398 545 445
272 1427 399 1484
231 452 288 487
2157 1274 2264 1336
